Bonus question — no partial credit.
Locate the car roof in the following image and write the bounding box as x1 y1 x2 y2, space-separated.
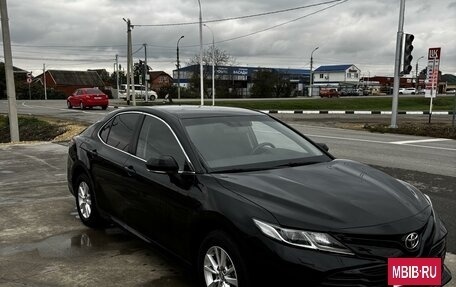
120 105 264 119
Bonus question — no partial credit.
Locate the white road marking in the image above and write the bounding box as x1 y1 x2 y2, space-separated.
306 134 456 151
391 138 451 145
21 102 105 115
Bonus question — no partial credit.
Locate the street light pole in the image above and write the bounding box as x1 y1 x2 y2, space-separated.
204 24 215 106
144 43 148 102
177 35 184 100
115 54 119 98
198 0 204 105
415 55 424 91
309 47 319 97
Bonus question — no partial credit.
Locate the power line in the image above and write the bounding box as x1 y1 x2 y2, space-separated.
134 0 344 27
215 0 349 45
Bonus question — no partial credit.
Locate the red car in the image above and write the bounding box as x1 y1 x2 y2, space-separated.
67 88 109 110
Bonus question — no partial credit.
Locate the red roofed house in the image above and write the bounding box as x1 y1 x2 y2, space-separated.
35 70 106 97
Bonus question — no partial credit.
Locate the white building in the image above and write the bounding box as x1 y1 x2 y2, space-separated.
313 64 361 86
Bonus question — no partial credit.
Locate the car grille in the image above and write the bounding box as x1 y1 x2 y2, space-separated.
319 264 387 287
333 214 440 259
319 214 447 287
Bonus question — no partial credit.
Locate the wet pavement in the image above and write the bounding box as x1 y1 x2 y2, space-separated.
0 142 194 287
0 142 454 286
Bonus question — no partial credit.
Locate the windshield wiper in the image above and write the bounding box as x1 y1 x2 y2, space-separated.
213 167 271 173
275 161 320 168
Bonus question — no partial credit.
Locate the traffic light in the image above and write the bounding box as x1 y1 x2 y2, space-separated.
403 33 414 74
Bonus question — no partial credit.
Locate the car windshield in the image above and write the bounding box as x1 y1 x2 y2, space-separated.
86 88 102 94
182 115 330 172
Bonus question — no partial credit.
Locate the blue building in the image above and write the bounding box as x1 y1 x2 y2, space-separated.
173 65 310 97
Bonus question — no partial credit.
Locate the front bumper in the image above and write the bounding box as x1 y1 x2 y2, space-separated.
247 236 452 286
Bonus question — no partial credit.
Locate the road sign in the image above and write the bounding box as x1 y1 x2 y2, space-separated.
425 47 441 99
26 72 32 84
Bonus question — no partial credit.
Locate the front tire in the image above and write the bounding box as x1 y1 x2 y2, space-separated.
198 231 249 287
80 102 85 109
75 173 106 228
67 101 72 109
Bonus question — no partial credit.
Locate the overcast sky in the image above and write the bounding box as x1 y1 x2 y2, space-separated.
2 0 455 77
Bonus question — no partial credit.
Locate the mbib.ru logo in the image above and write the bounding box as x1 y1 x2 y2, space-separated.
388 258 441 286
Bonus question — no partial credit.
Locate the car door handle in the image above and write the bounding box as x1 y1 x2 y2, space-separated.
124 165 136 176
87 149 98 158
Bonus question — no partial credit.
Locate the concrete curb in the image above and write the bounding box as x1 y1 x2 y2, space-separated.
260 110 453 115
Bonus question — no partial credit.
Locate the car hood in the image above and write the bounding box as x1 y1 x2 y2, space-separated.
213 159 430 232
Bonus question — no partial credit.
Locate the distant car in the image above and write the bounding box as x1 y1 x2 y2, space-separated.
399 87 416 95
446 88 456 94
319 88 339 98
118 84 157 101
67 88 109 110
340 88 368 97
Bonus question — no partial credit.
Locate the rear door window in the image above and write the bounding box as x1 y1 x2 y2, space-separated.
104 113 141 152
135 115 187 170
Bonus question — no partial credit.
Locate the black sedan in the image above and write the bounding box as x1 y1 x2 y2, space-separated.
67 106 452 287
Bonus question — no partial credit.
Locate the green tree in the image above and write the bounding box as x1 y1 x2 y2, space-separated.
250 69 293 98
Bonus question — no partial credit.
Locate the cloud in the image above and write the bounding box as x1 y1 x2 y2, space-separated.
2 0 455 76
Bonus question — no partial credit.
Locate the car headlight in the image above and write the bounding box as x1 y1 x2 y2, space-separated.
253 219 354 255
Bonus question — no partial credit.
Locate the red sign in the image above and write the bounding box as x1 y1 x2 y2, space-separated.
428 47 441 60
388 258 441 286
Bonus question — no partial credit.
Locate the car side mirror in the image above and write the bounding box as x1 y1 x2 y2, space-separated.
317 143 329 152
145 155 179 173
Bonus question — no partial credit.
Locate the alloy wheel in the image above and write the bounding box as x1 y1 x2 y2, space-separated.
77 181 92 219
203 246 238 287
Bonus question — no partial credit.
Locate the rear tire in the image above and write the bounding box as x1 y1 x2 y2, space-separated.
197 230 249 287
75 173 107 228
102 105 107 110
80 102 85 109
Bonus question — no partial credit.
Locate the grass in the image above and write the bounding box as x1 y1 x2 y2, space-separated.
142 96 455 111
0 115 65 143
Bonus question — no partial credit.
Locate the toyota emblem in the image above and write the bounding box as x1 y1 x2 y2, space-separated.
404 232 420 250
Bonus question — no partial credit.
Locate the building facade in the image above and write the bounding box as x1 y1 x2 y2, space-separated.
313 64 361 86
173 65 310 97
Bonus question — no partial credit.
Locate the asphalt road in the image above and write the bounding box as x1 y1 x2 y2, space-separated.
0 99 455 286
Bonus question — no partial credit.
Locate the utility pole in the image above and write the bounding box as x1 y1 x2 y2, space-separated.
115 54 119 96
143 43 148 102
198 0 204 105
390 0 405 128
123 18 135 105
43 63 47 100
309 47 319 97
415 55 424 90
177 35 184 100
0 0 19 142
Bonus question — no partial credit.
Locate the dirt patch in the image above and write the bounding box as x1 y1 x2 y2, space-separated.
273 114 456 139
0 115 87 143
364 122 456 139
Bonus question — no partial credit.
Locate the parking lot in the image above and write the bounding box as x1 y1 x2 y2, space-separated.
0 139 455 286
0 143 194 287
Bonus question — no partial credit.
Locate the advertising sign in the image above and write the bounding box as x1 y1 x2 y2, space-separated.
425 47 441 98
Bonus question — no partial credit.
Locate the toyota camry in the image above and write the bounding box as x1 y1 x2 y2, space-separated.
67 106 452 286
